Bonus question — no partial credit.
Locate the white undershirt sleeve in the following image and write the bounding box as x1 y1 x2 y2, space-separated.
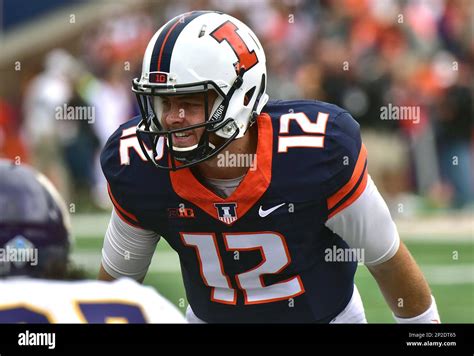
101 210 160 280
325 175 400 266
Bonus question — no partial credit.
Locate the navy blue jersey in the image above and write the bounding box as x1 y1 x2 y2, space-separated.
101 100 368 323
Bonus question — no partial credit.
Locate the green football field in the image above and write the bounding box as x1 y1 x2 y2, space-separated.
71 214 474 323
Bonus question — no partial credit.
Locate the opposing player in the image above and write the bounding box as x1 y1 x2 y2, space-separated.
0 159 185 323
98 11 440 323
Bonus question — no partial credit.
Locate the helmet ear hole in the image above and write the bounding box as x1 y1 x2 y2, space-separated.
244 86 256 106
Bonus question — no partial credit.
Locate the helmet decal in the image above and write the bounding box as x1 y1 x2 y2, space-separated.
210 20 259 74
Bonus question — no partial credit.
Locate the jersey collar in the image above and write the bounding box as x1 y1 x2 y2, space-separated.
169 113 273 225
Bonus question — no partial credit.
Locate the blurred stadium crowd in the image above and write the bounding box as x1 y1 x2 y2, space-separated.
1 0 472 212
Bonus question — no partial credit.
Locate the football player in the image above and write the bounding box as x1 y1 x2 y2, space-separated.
0 159 185 323
98 11 440 323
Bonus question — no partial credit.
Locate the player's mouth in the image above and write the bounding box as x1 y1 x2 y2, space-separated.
172 131 196 147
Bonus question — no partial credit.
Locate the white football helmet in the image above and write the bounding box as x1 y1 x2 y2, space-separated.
132 11 269 170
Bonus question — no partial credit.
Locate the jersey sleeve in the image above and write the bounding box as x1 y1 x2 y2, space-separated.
100 118 145 228
325 175 400 265
323 111 368 220
322 111 400 265
101 210 160 280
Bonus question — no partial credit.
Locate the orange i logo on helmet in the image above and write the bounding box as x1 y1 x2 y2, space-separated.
210 20 259 75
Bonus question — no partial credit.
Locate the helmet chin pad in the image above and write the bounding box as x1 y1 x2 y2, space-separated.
172 140 216 162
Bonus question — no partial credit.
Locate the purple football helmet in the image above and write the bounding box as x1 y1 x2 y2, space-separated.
0 159 71 277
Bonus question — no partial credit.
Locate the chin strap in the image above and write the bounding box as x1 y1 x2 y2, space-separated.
248 73 267 128
208 69 244 129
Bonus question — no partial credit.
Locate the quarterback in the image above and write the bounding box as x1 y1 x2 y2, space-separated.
0 160 185 323
98 11 440 323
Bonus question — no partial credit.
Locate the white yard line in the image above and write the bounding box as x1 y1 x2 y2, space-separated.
72 250 181 273
72 212 474 242
394 213 474 241
420 265 474 285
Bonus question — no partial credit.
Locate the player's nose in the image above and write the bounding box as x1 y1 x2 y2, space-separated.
164 104 186 127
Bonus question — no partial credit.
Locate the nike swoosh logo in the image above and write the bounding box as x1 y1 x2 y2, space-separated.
258 203 286 218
